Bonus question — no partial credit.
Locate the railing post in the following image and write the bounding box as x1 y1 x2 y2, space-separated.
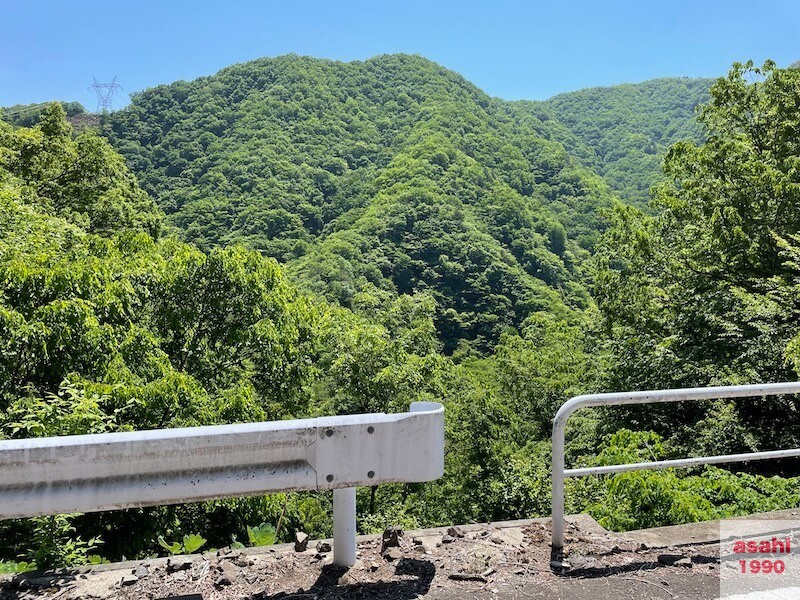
333 487 356 566
551 415 567 551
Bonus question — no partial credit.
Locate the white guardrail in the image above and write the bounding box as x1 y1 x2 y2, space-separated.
551 382 800 551
0 401 445 567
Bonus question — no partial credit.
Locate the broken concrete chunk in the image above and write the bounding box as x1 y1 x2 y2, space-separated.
166 557 193 572
449 572 488 582
383 547 403 561
133 563 149 579
215 559 239 586
316 541 332 553
447 526 465 538
657 553 685 566
568 555 597 570
381 525 404 552
295 531 309 552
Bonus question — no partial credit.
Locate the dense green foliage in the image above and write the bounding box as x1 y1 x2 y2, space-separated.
101 54 616 353
2 57 800 570
593 60 800 455
1 102 87 129
536 77 711 206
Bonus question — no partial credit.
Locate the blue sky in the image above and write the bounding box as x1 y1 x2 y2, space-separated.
2 0 798 110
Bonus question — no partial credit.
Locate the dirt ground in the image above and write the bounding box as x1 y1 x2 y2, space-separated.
0 519 722 600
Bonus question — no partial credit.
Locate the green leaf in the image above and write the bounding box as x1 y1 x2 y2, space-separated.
246 523 276 547
182 533 207 554
157 536 182 555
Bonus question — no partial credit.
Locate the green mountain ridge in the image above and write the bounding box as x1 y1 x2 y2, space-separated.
534 77 712 205
100 53 625 351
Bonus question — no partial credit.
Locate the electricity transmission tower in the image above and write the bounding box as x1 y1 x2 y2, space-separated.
89 77 123 112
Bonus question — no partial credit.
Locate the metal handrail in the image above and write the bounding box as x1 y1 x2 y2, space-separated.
551 382 800 550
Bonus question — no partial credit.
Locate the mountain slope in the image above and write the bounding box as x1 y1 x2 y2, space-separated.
532 77 712 206
102 54 614 351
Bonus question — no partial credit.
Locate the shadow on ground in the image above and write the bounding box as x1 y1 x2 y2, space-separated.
250 558 435 600
551 545 719 579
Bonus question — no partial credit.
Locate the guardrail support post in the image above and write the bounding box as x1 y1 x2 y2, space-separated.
333 487 356 566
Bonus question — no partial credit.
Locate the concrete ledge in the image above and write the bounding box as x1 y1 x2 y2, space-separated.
619 508 800 548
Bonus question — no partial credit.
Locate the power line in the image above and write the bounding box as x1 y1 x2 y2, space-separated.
1 103 50 118
89 76 123 112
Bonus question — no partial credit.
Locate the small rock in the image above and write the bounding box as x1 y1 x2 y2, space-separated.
245 573 260 584
441 534 455 544
166 557 193 572
215 560 239 586
381 526 404 552
295 531 309 552
134 564 149 579
369 561 380 571
638 542 649 551
172 571 188 582
568 555 597 570
383 547 403 561
610 544 621 553
490 534 504 544
412 537 423 545
120 574 138 587
449 572 487 582
657 554 685 566
316 541 332 553
675 557 693 568
338 572 355 585
447 526 465 538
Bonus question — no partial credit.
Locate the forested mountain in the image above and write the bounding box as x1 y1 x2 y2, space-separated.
101 54 615 353
535 77 712 206
98 56 716 351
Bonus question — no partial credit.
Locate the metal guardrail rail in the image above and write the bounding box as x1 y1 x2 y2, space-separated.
0 401 445 566
551 382 800 550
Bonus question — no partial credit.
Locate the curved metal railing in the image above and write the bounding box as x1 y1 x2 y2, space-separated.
551 382 800 550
